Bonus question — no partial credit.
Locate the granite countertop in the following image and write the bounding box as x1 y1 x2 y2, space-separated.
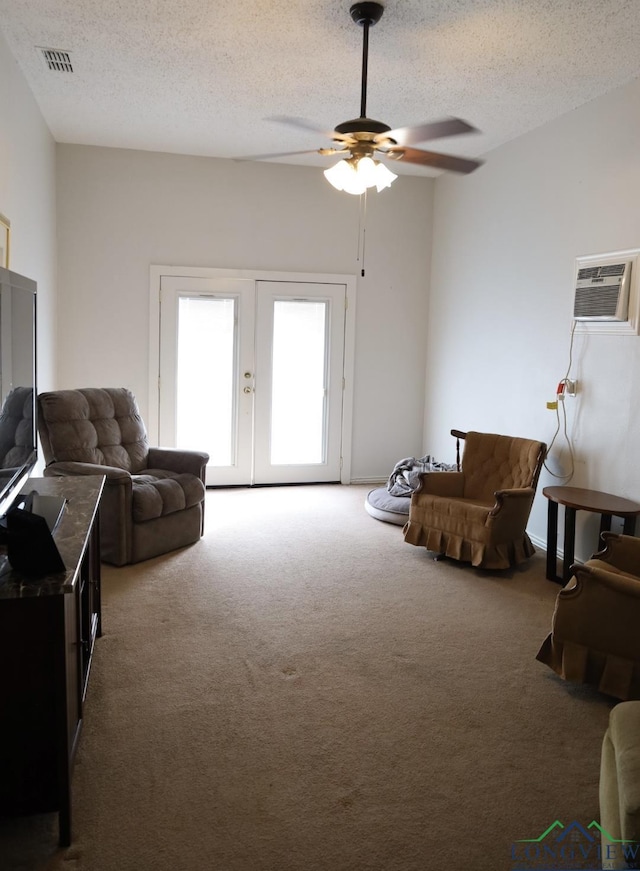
0 475 104 599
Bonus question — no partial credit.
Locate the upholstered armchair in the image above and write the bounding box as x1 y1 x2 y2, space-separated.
599 701 640 869
37 388 209 566
403 430 547 570
0 386 34 471
537 533 640 700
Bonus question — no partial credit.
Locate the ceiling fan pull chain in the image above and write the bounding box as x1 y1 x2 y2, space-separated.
362 189 367 276
358 189 368 277
356 192 363 265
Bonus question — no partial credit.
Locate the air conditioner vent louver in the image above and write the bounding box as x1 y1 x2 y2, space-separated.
39 48 73 73
577 267 601 280
577 264 626 281
574 286 621 318
599 264 626 277
574 260 631 321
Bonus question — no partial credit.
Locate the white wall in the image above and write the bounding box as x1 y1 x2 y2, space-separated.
0 31 57 394
4 17 639 560
56 145 434 480
427 76 640 561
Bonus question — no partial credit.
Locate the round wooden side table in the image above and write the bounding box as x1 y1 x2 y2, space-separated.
543 485 640 584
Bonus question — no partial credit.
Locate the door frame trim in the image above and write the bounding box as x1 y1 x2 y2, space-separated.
149 265 357 485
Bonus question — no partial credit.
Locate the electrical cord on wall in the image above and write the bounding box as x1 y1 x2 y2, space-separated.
543 320 577 481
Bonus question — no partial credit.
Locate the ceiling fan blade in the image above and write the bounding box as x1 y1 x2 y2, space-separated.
383 117 479 147
234 149 327 162
385 146 483 174
266 115 349 142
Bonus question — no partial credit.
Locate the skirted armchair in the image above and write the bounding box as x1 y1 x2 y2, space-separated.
537 533 640 700
599 701 640 870
37 388 209 566
403 430 547 570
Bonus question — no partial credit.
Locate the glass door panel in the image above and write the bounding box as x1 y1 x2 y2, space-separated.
159 276 255 486
176 296 236 466
270 300 327 465
253 281 346 484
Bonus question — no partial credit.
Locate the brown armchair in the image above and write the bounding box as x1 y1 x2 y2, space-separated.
37 388 209 566
403 430 547 570
537 533 640 700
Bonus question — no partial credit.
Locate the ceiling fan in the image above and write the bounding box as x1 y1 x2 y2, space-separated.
243 1 483 194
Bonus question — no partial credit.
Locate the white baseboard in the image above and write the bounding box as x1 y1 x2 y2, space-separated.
528 532 547 552
529 532 585 567
349 477 387 485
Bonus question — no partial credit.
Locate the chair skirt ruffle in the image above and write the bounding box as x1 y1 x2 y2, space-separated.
402 520 535 570
536 634 640 701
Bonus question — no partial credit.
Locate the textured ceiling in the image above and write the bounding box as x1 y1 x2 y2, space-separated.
1 0 640 177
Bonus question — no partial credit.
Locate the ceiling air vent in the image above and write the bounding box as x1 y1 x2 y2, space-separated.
39 48 74 73
573 260 631 321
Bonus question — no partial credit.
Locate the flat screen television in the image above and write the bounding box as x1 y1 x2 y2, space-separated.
0 266 37 519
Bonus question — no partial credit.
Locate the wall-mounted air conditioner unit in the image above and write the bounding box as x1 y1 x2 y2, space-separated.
573 259 632 321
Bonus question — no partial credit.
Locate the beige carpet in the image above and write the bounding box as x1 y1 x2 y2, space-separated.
0 484 614 871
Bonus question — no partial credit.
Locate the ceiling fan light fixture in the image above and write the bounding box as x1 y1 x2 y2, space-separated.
324 156 397 195
324 158 358 193
373 161 398 191
355 155 377 187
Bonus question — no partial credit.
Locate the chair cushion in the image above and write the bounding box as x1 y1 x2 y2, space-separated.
132 470 206 522
410 493 494 536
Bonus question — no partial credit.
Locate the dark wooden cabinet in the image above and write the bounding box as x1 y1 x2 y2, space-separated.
0 475 104 846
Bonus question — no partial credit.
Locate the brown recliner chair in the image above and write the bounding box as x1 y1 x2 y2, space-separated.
0 386 34 470
403 429 547 570
537 533 640 700
37 388 209 566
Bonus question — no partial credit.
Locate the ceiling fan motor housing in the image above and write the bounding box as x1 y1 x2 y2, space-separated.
349 2 384 27
334 118 392 137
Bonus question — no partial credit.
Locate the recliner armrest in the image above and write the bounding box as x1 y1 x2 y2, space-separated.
147 447 209 481
44 460 132 484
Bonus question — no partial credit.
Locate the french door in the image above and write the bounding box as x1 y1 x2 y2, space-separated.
158 275 347 486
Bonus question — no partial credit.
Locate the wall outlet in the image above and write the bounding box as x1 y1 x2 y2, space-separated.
565 379 577 396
